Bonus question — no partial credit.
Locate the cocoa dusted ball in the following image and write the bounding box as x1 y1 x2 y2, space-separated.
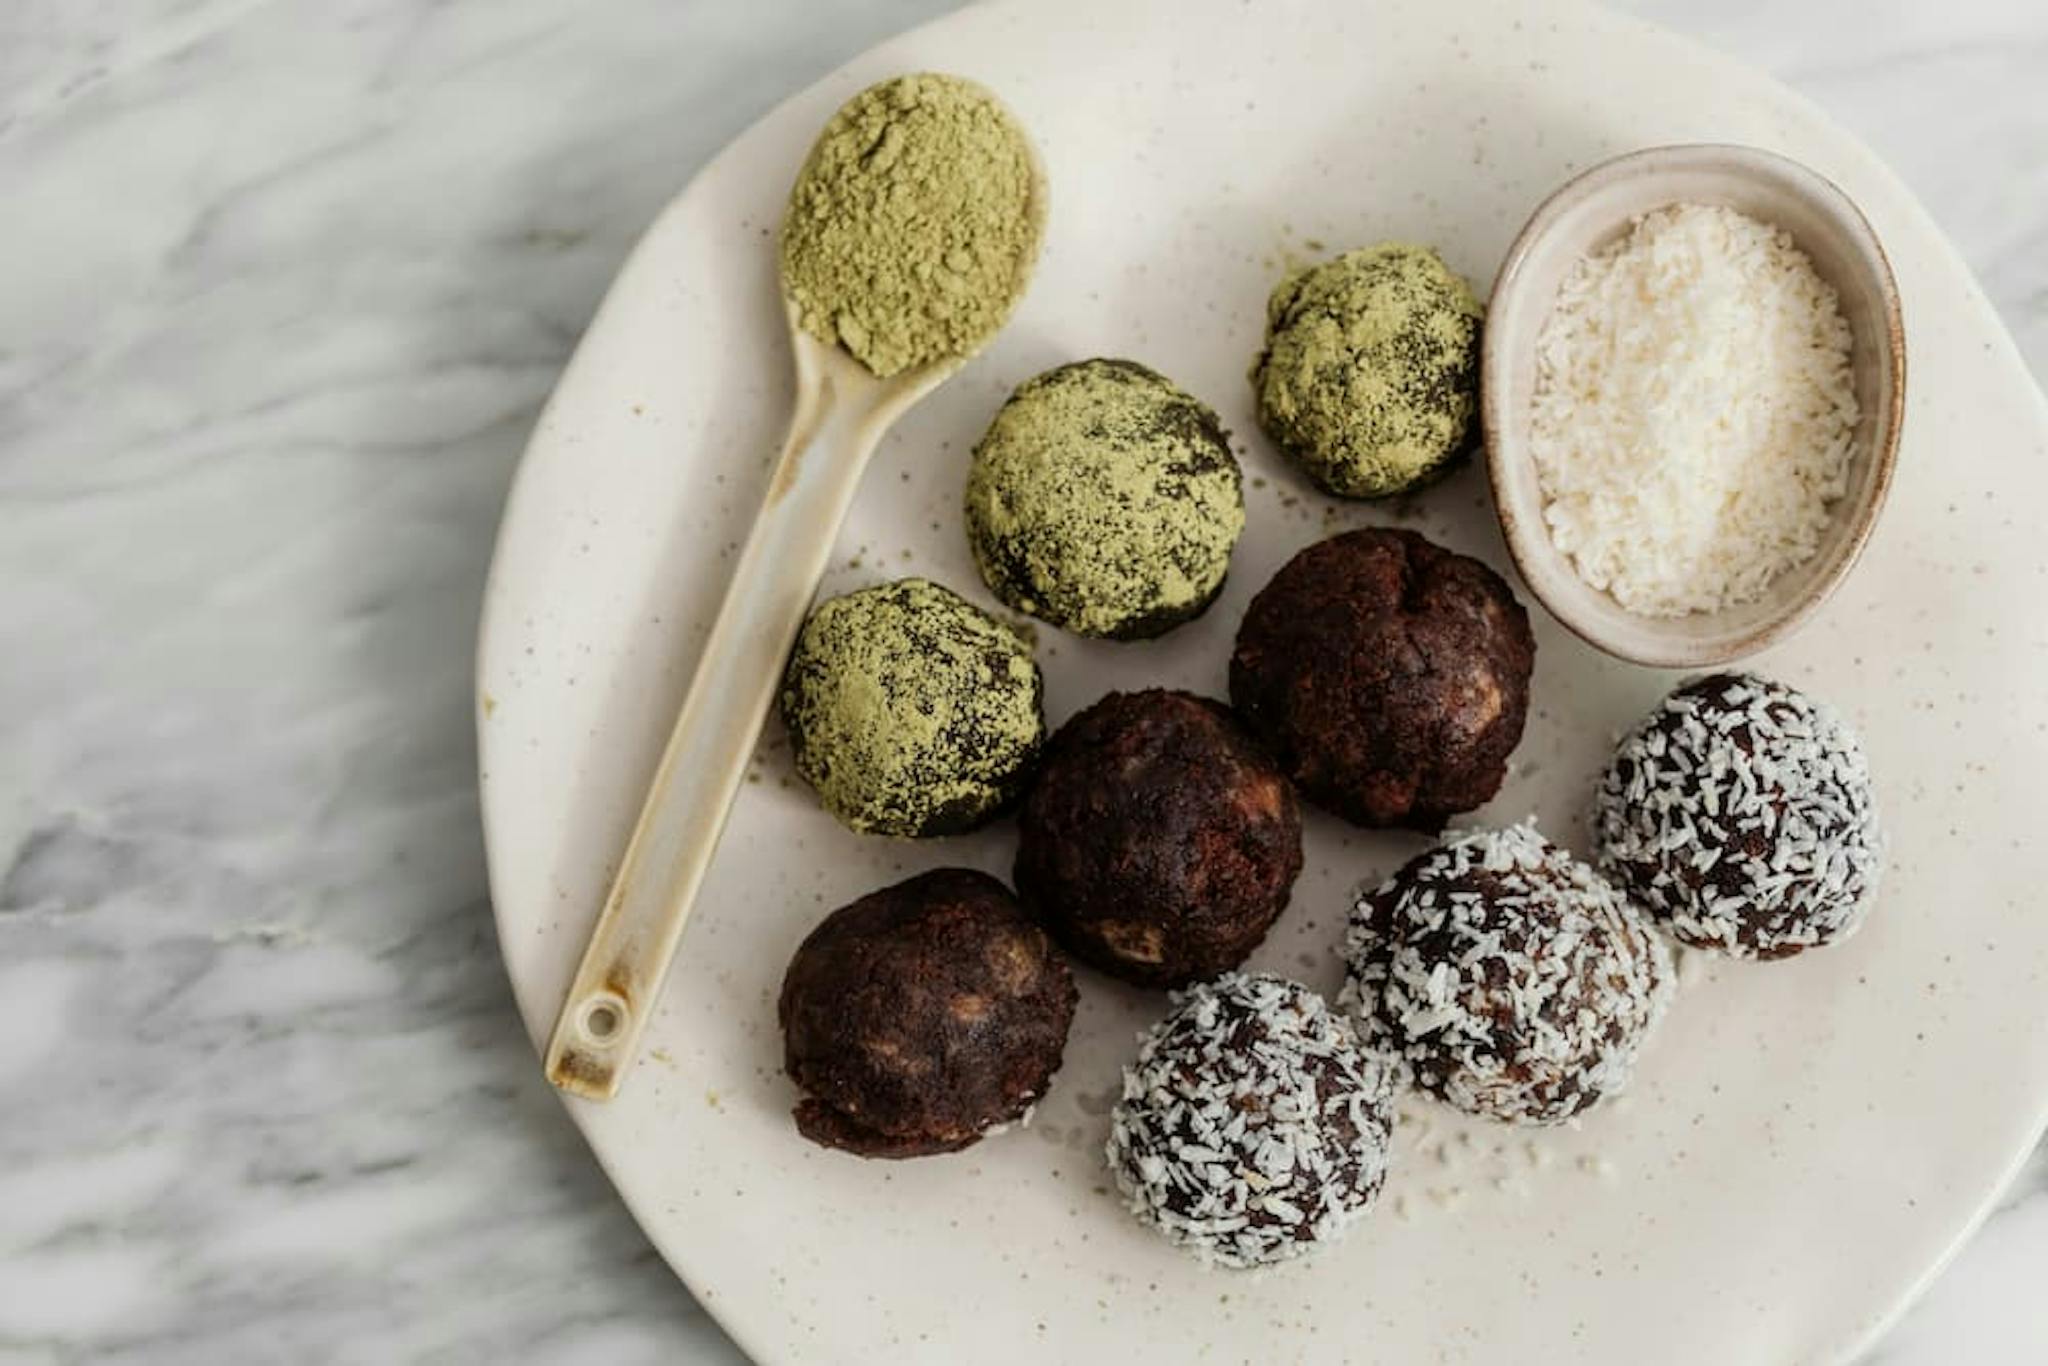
1594 672 1883 959
1229 527 1534 831
779 869 1077 1158
1340 823 1672 1126
1014 690 1302 988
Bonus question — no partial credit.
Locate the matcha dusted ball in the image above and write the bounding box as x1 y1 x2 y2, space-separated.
1252 243 1483 499
781 579 1044 837
965 359 1245 640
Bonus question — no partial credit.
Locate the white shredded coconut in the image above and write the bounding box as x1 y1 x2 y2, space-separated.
1529 203 1859 616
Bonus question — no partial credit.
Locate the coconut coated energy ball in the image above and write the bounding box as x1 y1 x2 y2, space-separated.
1106 973 1396 1267
1341 823 1672 1126
1594 672 1883 959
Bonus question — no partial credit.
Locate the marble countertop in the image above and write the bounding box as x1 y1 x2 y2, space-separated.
2 0 2043 1361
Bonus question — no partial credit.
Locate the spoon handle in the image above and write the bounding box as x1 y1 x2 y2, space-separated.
544 338 932 1100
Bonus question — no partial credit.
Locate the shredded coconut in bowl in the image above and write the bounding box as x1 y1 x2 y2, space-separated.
1528 202 1859 617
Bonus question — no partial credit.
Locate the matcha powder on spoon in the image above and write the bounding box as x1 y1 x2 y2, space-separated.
780 73 1043 378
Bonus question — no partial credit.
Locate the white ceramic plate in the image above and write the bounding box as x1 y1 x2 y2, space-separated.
477 0 2048 1361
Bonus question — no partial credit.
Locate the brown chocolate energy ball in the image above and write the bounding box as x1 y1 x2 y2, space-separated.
1015 690 1303 988
779 869 1077 1158
1230 527 1534 831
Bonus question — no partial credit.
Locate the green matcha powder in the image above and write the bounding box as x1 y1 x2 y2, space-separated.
780 73 1042 378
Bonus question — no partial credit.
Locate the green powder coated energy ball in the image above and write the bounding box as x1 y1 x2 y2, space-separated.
780 578 1045 838
1251 243 1484 499
964 359 1246 640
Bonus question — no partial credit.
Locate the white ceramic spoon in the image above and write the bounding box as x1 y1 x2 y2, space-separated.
545 130 1047 1101
540 328 941 1098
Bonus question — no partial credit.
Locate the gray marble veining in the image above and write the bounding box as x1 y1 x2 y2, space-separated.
2 1 2043 1362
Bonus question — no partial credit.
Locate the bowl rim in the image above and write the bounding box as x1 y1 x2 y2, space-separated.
1480 141 1907 668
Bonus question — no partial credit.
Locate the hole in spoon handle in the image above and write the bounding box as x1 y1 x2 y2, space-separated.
577 992 628 1044
547 988 635 1098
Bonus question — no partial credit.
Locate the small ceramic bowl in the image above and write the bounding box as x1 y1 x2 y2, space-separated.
1481 144 1905 668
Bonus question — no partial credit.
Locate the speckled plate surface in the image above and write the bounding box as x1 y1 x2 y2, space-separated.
476 0 2048 1360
